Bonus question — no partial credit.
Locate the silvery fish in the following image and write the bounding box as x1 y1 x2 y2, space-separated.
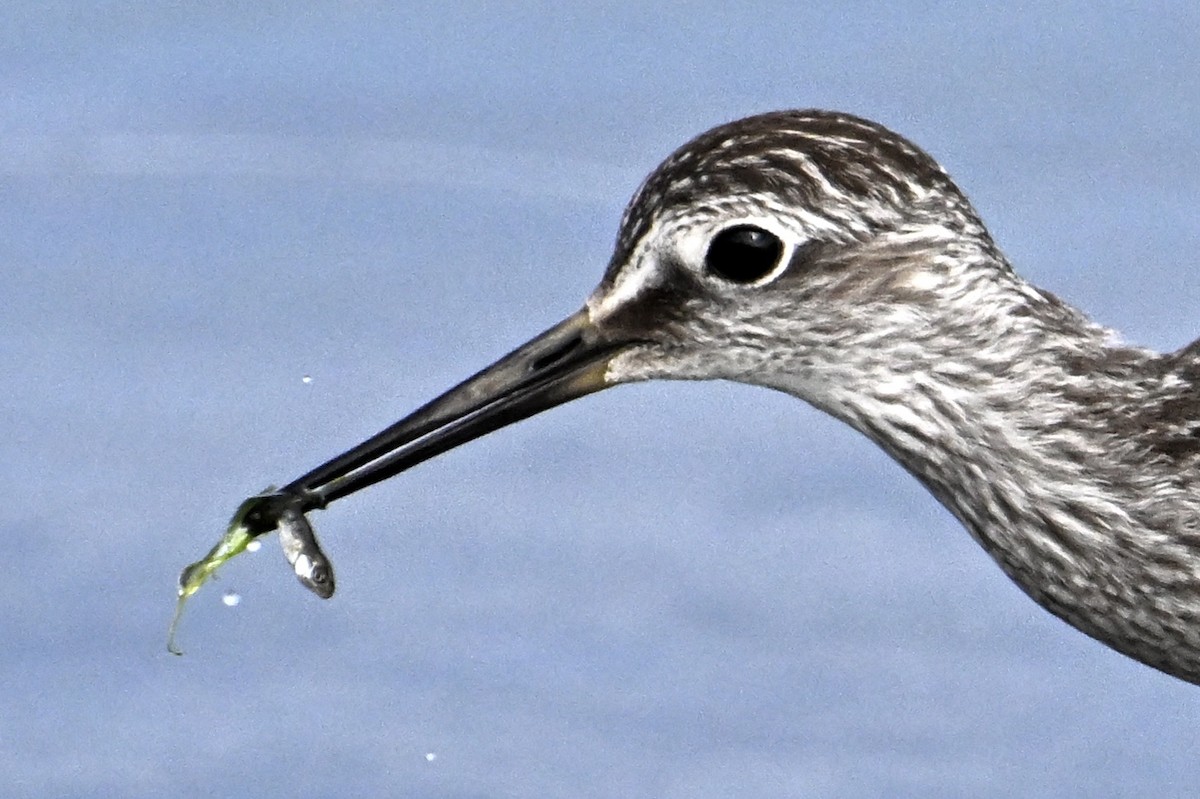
276 504 335 599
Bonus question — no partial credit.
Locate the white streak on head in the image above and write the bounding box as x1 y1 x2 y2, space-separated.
898 268 942 293
587 221 665 323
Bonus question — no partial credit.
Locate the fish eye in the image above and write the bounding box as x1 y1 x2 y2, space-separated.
704 224 784 284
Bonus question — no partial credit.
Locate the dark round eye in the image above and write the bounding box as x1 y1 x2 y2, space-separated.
704 225 784 284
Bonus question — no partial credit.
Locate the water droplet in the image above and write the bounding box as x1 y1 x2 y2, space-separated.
246 539 262 553
222 591 241 607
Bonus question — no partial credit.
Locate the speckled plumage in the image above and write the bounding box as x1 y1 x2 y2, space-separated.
588 110 1200 684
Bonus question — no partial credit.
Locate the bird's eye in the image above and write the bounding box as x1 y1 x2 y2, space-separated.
704 225 784 284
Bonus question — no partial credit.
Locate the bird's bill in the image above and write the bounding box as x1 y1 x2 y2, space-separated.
279 307 629 509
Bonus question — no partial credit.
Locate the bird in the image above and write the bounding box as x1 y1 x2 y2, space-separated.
261 109 1200 687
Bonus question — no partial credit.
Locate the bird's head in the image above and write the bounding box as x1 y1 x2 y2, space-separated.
587 110 1009 396
284 110 1026 508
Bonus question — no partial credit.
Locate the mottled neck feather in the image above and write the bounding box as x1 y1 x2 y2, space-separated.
768 269 1200 683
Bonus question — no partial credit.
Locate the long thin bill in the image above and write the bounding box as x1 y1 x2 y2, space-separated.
278 307 632 510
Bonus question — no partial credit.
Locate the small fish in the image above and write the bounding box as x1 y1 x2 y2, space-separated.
276 503 335 599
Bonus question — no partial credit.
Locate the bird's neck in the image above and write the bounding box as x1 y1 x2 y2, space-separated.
771 289 1200 683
